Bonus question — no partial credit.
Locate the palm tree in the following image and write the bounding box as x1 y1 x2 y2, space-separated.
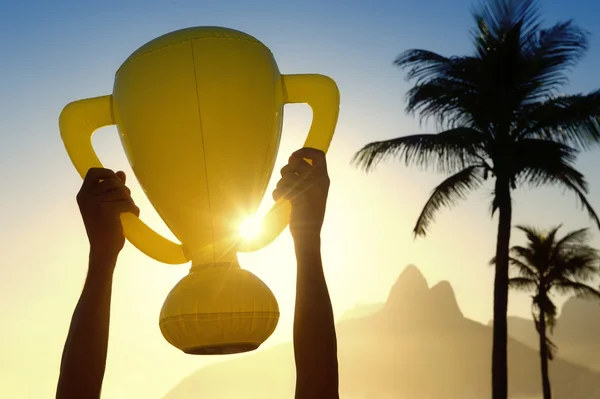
351 1 600 398
507 225 600 399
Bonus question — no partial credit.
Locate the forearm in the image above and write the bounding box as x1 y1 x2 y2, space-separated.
56 253 116 399
293 236 339 399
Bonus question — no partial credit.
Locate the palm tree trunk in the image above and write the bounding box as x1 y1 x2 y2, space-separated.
538 312 552 399
492 177 511 399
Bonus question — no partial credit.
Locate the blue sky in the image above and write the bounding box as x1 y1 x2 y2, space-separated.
4 0 600 235
2 0 600 397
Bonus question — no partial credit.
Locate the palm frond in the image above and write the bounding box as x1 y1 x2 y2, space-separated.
508 276 537 291
544 226 562 273
471 0 541 47
557 253 600 282
513 225 553 274
552 174 600 229
508 256 538 280
395 50 489 130
545 335 558 360
536 295 557 324
513 142 600 228
512 139 581 185
404 78 484 129
519 90 600 149
553 280 600 301
413 166 484 236
520 21 590 102
510 245 536 268
394 50 452 84
514 225 546 249
351 127 487 173
531 294 558 335
553 227 590 251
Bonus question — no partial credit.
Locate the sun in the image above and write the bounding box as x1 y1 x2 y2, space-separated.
239 215 263 240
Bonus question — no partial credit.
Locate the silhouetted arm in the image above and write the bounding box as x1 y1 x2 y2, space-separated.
273 148 339 399
56 168 138 399
56 254 115 399
293 236 339 399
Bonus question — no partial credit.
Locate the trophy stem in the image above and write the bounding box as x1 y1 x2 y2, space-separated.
185 242 240 271
189 260 241 273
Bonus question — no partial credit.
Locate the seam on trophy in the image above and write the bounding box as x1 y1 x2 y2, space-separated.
256 65 278 216
190 39 216 265
116 36 272 75
160 312 281 323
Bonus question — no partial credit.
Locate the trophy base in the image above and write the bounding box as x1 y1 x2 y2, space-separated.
183 342 259 355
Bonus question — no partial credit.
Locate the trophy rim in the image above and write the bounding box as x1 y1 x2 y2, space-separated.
116 26 271 76
183 342 260 355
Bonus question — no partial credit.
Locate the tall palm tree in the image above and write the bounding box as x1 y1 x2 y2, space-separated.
507 225 600 399
351 1 600 398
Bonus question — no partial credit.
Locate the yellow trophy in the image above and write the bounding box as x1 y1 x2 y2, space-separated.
59 26 339 355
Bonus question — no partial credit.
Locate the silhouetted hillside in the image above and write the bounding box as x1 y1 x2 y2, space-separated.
163 266 600 399
489 316 538 350
555 297 600 343
339 303 383 321
503 297 600 372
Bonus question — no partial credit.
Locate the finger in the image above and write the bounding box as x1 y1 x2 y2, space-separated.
272 187 284 202
276 171 327 196
82 167 116 189
274 175 314 196
273 175 300 201
115 171 126 184
106 199 140 218
272 186 301 202
91 179 129 196
273 184 311 203
118 198 140 217
276 173 301 190
290 148 326 168
281 157 313 178
97 186 133 202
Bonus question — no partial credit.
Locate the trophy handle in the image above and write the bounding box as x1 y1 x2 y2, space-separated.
59 95 189 265
238 74 340 252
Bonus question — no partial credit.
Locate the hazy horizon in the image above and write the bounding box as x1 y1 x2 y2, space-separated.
162 264 600 399
3 0 600 397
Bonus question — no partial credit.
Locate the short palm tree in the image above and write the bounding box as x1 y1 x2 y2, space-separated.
507 225 600 399
351 1 600 398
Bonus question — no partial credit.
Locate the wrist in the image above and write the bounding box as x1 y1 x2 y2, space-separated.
293 233 321 252
89 247 119 264
88 250 118 279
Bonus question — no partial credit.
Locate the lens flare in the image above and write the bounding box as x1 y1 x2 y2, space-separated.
239 215 263 240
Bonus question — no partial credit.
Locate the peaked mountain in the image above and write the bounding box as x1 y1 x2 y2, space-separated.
384 265 463 320
339 265 464 335
164 266 600 399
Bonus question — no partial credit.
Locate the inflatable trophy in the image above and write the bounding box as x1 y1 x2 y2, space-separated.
59 26 339 354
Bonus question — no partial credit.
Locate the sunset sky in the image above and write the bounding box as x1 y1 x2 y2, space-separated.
2 0 600 397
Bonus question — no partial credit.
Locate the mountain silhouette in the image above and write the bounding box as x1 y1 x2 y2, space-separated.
343 265 463 334
502 296 600 373
339 302 383 321
554 297 600 343
163 266 600 399
383 265 461 317
384 264 429 310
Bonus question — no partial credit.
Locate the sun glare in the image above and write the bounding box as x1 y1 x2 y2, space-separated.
239 215 263 240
